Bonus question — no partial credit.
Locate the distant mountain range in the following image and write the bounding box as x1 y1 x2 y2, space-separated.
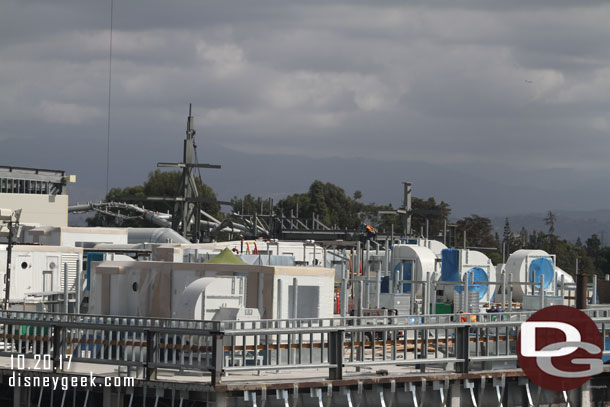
490 210 610 244
39 140 608 241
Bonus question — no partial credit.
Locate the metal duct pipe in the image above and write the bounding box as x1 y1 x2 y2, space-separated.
127 228 190 244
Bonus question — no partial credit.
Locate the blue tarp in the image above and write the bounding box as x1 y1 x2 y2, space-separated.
529 257 554 289
441 249 460 282
454 267 489 300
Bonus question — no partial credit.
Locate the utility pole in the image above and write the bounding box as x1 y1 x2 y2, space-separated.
2 209 21 310
156 104 223 242
402 182 412 236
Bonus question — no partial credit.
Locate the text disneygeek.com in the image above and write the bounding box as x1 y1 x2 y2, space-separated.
9 354 134 390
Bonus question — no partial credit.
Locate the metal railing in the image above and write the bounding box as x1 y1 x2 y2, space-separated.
0 310 609 387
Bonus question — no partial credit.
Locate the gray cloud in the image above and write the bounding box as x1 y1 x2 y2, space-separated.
1 0 610 215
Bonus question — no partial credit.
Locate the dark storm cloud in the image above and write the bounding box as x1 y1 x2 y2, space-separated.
1 0 610 213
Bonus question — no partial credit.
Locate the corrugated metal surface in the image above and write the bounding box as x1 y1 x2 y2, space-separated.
59 253 79 291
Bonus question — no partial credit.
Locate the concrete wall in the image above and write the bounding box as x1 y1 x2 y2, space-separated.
0 193 68 227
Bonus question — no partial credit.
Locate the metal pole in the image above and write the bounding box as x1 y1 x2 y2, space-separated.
425 272 431 315
431 275 437 314
464 271 469 313
576 273 587 309
508 272 513 312
592 274 598 305
267 242 271 264
277 279 282 320
540 274 545 309
75 259 81 314
4 220 13 310
443 218 447 246
403 182 412 236
365 240 370 308
358 280 363 317
463 230 467 249
561 274 565 305
341 279 348 317
258 273 264 313
501 271 506 311
292 278 298 318
63 262 69 313
384 238 389 278
425 218 429 242
356 241 361 276
376 251 382 309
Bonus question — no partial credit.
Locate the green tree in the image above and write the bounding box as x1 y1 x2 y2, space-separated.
87 170 219 226
410 197 451 239
231 194 273 215
277 181 362 229
503 218 512 244
456 214 497 247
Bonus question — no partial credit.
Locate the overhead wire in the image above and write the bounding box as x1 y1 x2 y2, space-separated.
106 0 114 195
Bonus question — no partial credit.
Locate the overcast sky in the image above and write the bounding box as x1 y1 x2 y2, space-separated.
2 0 610 216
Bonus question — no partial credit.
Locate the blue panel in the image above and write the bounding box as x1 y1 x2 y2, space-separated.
529 257 554 289
402 262 412 293
380 276 390 293
86 252 104 291
393 262 412 293
441 249 460 282
454 267 489 300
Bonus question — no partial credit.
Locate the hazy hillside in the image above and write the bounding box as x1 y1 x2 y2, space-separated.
491 210 610 244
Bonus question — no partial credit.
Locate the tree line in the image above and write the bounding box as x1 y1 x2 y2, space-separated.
88 171 608 277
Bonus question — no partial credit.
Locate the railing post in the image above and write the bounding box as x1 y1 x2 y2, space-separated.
328 329 344 380
211 332 224 386
455 324 470 373
145 330 157 380
52 325 62 372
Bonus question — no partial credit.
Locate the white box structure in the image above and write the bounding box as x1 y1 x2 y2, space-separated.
89 260 334 321
0 245 83 300
24 226 128 248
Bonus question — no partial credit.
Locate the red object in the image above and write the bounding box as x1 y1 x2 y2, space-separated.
334 288 340 314
517 305 602 391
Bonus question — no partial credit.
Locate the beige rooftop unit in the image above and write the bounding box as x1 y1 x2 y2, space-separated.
89 260 334 321
24 226 129 248
0 166 74 228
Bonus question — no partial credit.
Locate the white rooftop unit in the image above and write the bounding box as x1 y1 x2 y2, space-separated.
391 244 439 296
89 261 334 321
504 249 556 301
24 226 128 248
173 276 249 320
0 245 83 304
439 249 495 305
